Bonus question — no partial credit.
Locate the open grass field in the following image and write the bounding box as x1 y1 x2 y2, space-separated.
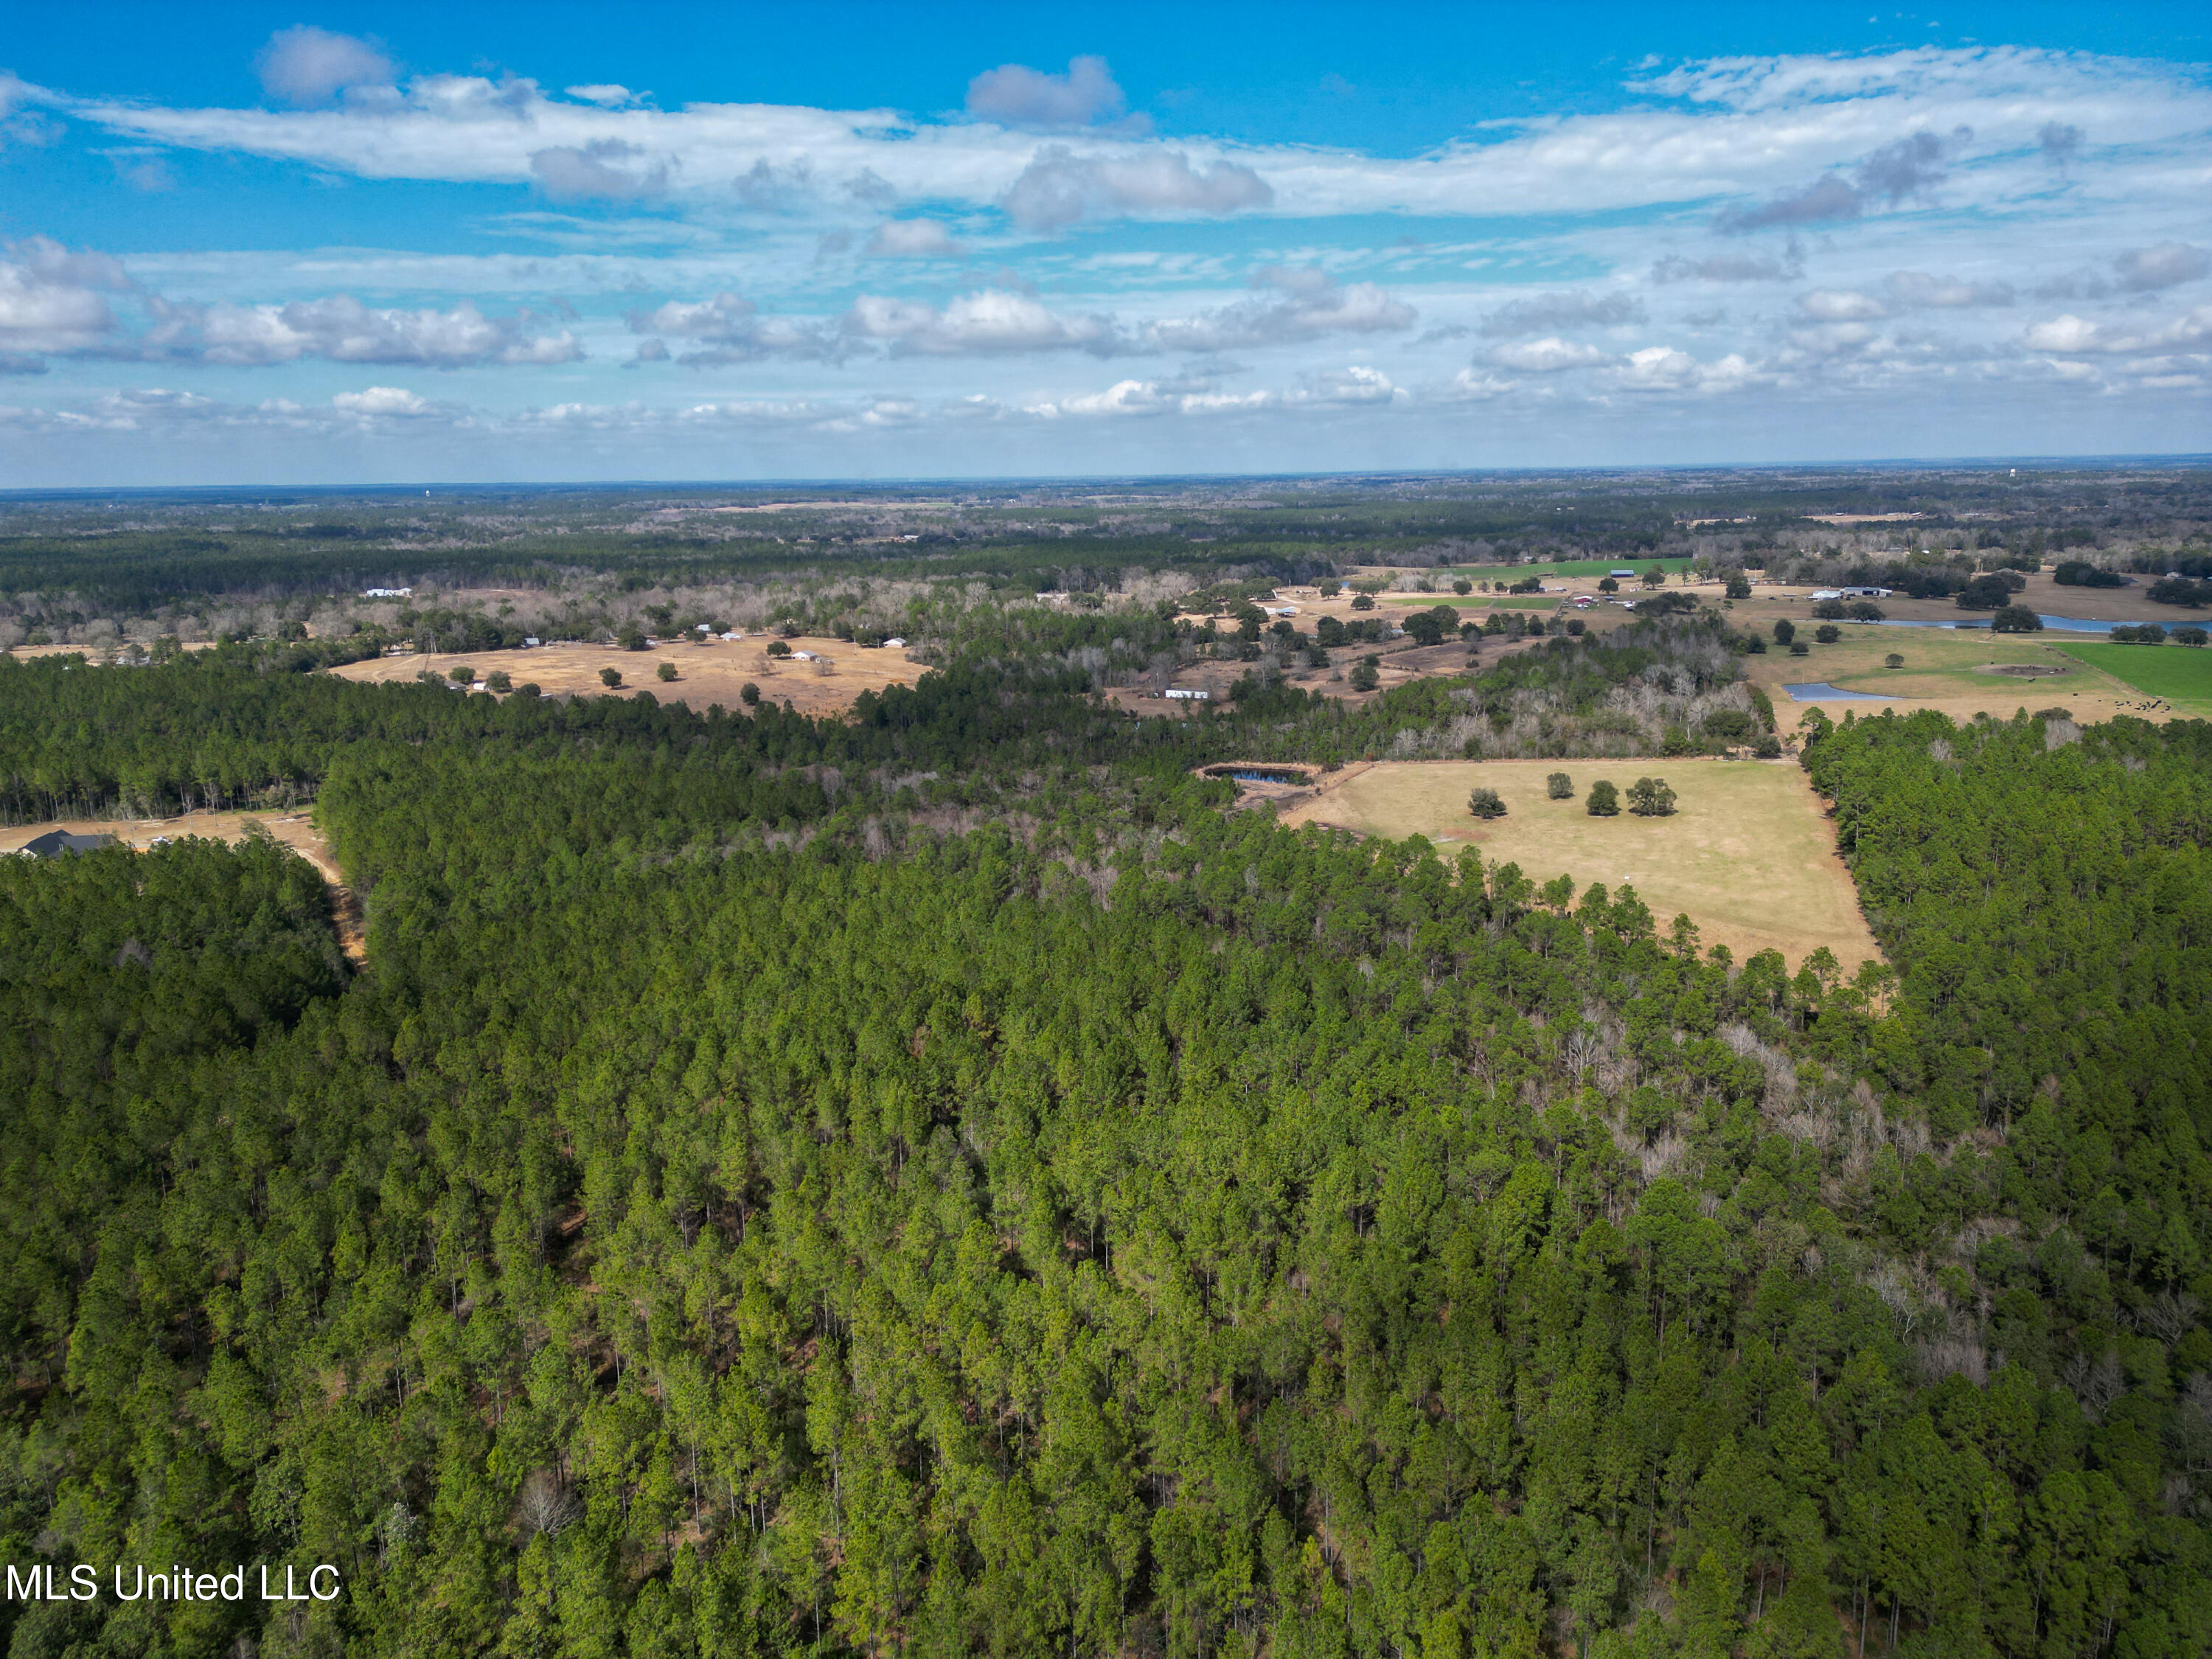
1738 623 2181 731
2053 642 2212 711
1276 757 1880 972
327 635 929 718
1421 557 1695 581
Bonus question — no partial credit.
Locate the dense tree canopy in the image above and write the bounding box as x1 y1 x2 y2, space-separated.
0 639 2205 1659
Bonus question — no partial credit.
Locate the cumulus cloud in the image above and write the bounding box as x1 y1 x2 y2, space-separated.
1614 346 1757 392
1148 267 1415 352
1651 249 1802 282
0 238 132 361
842 289 1123 356
1795 272 2014 323
1715 130 1961 233
623 291 833 363
256 27 394 107
2025 307 2212 355
1485 337 1610 372
966 56 1137 131
1000 146 1271 231
1478 288 1644 338
863 220 966 259
332 386 428 416
167 296 580 367
530 140 669 201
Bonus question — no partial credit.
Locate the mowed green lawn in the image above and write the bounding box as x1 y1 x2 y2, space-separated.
1279 758 1879 971
2055 642 2212 708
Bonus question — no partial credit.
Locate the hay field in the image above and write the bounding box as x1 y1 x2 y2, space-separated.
328 636 928 717
1277 758 1879 972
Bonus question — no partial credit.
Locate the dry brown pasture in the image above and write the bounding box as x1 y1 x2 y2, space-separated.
1 811 364 959
1276 757 1880 973
327 636 929 717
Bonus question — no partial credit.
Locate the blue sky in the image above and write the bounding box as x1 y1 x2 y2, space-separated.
1 2 2207 484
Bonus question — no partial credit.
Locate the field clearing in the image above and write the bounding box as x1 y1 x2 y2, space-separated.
1740 625 2171 731
328 636 929 717
0 811 363 959
1276 758 1880 972
1382 594 1562 610
1357 557 1695 581
2054 642 2212 711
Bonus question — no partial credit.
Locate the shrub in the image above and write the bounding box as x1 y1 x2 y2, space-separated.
1587 779 1620 816
1814 625 1841 644
1848 601 1886 621
656 661 678 682
599 667 622 688
485 669 512 693
1789 641 1810 656
1453 579 1472 595
766 640 793 658
1317 580 1342 597
1641 566 1667 587
1348 661 1380 692
1349 593 1376 611
1467 787 1507 819
1546 772 1573 800
1565 619 1585 636
1991 606 2043 633
448 664 474 683
2174 626 2210 647
515 682 540 698
1885 653 1905 668
1597 577 1619 594
1772 619 1795 644
2112 623 2168 644
1810 599 1848 619
619 629 647 652
1744 634 1767 653
1725 572 1753 599
1509 576 1544 594
740 682 761 706
2148 577 2209 607
1627 776 1677 816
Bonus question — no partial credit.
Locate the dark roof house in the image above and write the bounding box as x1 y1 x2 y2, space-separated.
15 831 119 858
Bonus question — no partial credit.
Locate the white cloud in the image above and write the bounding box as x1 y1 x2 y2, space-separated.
1294 365 1405 405
842 289 1122 356
965 57 1134 131
623 291 833 362
332 386 428 416
1615 346 1758 392
165 295 581 366
565 84 644 109
1882 270 2015 308
1797 289 1891 322
2024 307 2212 355
863 220 966 259
1651 250 1802 283
256 27 394 108
0 239 131 358
1485 337 1610 372
1001 147 1272 232
1148 267 1415 351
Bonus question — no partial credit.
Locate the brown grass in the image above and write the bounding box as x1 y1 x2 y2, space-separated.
327 635 929 718
1276 757 1879 973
